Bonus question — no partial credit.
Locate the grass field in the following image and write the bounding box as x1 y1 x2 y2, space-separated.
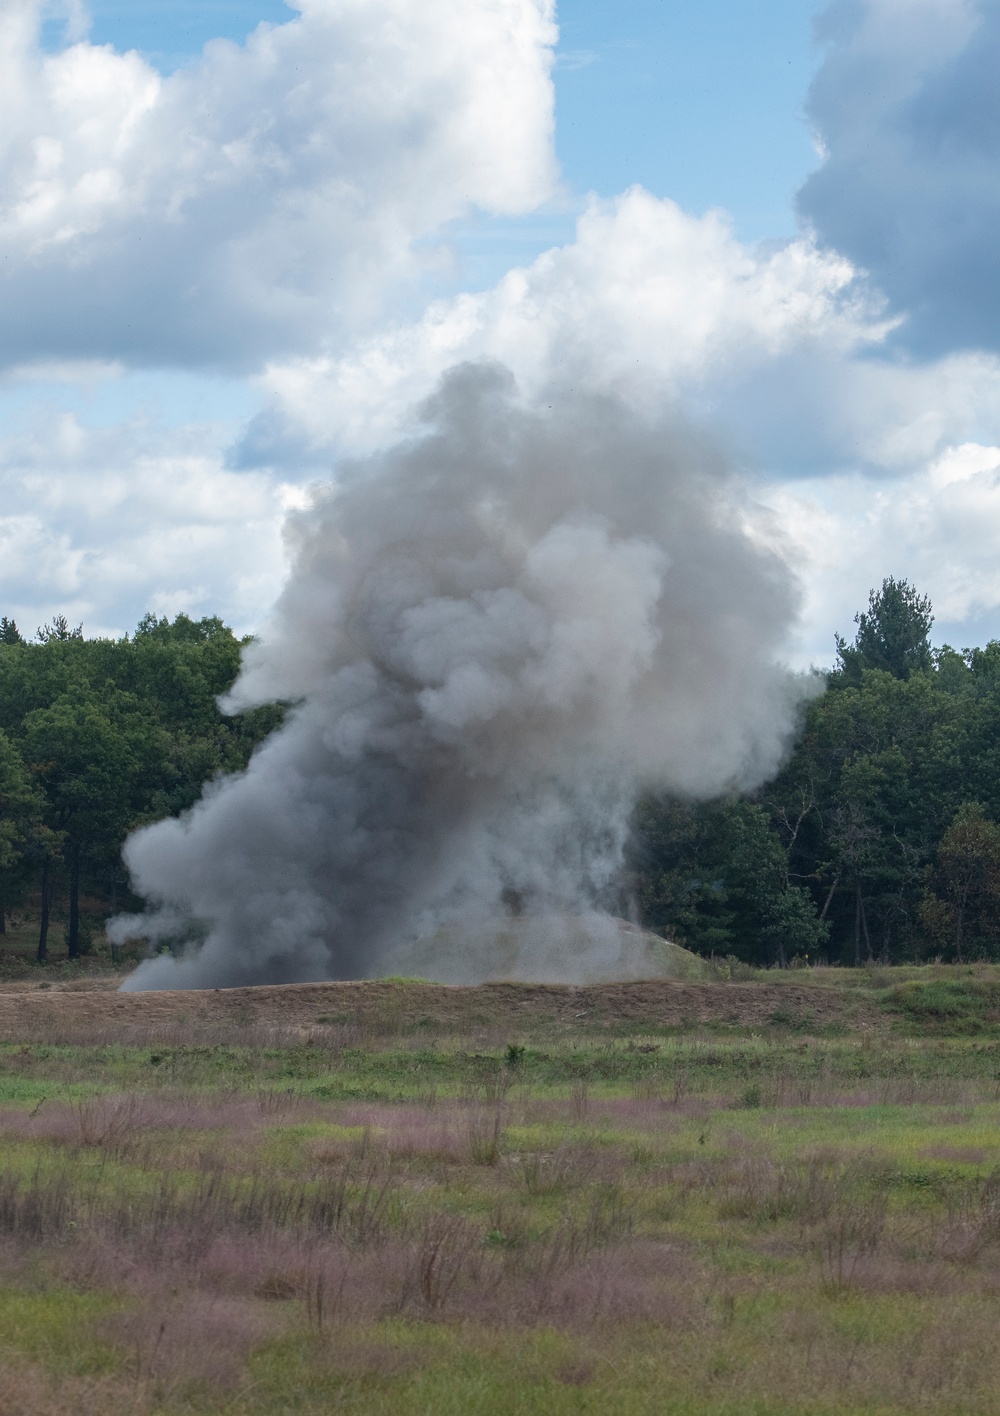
5 967 1000 1413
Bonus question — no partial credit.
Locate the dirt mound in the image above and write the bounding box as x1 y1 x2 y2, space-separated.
0 975 878 1040
381 914 711 985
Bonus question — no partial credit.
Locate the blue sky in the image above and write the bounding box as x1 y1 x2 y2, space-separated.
6 0 1000 664
555 0 819 239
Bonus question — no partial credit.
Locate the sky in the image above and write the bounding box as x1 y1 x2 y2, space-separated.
5 0 1000 664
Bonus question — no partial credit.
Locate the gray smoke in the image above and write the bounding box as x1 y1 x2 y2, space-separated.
115 362 810 990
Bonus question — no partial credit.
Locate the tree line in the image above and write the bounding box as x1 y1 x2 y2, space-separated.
2 580 997 968
0 613 282 961
632 578 1000 965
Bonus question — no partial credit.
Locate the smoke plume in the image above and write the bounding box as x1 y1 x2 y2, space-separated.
116 363 810 990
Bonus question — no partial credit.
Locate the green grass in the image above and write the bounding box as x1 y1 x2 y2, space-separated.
7 973 1000 1411
879 977 1000 1033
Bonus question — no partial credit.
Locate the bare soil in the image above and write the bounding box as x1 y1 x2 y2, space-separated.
0 975 880 1037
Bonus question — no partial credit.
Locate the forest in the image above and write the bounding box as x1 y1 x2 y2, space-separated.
0 577 997 968
0 612 282 961
633 577 1000 966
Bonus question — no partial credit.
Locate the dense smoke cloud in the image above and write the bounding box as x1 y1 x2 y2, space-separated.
116 363 812 989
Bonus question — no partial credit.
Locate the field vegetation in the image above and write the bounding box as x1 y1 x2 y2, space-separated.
4 972 1000 1413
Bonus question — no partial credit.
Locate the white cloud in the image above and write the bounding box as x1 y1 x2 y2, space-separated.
760 442 1000 664
0 0 557 371
0 406 293 637
4 169 998 664
241 187 884 460
240 186 1000 483
3 359 124 387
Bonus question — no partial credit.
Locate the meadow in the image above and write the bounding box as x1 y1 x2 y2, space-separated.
3 969 1000 1413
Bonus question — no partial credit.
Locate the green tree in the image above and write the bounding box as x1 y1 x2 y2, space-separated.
765 650 976 962
921 803 1000 961
0 610 284 962
35 615 83 644
0 729 43 935
720 802 829 966
629 796 736 957
630 797 828 965
835 577 933 681
631 579 1000 966
23 691 155 958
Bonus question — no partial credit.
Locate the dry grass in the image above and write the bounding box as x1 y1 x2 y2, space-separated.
4 978 1000 1411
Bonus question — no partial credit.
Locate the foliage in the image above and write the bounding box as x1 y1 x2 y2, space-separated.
0 612 284 958
921 804 1000 960
631 797 828 966
835 575 934 681
632 581 1000 965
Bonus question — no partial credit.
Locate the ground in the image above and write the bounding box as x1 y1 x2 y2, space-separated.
3 964 1000 1413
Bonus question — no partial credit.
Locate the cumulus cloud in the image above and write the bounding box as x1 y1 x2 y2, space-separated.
759 439 1000 658
799 0 1000 356
236 187 885 463
0 0 556 371
0 402 294 635
238 186 1000 485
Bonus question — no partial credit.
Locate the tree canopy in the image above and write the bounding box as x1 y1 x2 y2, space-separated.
835 576 933 681
632 582 1000 965
0 613 283 959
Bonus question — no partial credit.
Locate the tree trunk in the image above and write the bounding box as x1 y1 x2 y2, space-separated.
955 899 965 964
860 893 873 963
820 874 840 921
67 844 80 960
854 886 862 967
109 872 119 964
0 896 6 935
37 861 50 964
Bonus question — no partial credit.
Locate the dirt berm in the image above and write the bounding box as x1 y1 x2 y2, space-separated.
0 977 880 1039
